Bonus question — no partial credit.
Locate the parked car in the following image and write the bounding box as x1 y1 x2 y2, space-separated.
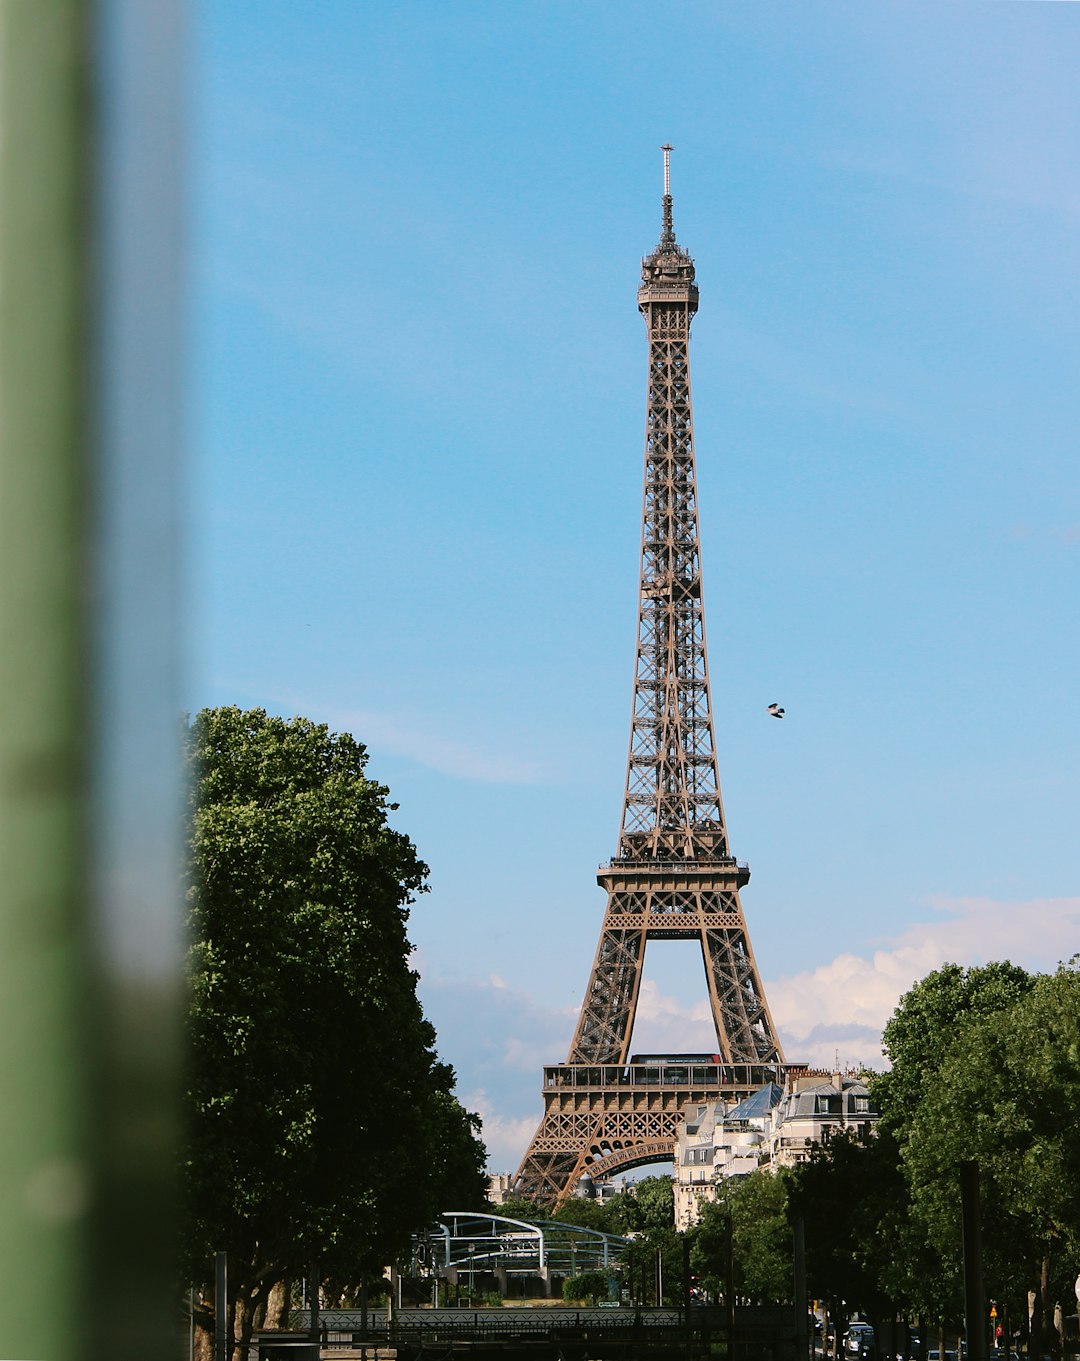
845 1324 876 1357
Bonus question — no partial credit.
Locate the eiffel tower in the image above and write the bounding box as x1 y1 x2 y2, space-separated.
513 149 787 1206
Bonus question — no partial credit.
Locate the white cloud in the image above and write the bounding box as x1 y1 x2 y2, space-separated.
767 895 1080 1071
627 979 717 1055
462 1091 545 1175
414 967 576 1170
634 978 712 1025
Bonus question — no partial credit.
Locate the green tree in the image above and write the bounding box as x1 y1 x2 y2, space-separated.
903 964 1080 1353
606 1176 679 1304
691 1172 792 1302
562 1270 611 1304
609 1175 675 1234
494 1195 550 1223
688 1198 730 1301
788 1129 920 1331
552 1197 614 1232
183 708 487 1359
729 1172 792 1301
875 962 1034 1127
868 961 1035 1329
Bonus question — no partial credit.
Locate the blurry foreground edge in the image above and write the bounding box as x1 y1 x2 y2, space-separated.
0 2 185 1358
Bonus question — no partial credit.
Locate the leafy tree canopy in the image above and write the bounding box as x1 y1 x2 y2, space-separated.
903 962 1080 1338
495 1195 550 1223
611 1175 675 1234
551 1197 614 1232
787 1128 919 1318
183 708 487 1352
874 961 1034 1128
787 958 1078 1338
562 1271 611 1304
691 1172 792 1302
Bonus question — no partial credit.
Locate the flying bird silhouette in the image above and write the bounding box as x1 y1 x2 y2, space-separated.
767 703 785 719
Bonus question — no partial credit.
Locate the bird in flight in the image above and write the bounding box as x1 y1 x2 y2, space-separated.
767 703 785 719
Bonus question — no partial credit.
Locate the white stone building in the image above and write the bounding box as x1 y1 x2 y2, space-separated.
763 1071 877 1171
674 1098 723 1230
673 1083 783 1229
673 1071 878 1227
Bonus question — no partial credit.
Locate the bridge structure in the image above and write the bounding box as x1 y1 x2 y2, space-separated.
259 1296 1048 1361
263 1303 800 1361
426 1209 629 1296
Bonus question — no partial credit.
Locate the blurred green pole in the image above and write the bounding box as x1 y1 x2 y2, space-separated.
0 5 95 1356
0 3 185 1358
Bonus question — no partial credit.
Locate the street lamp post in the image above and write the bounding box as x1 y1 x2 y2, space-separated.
468 1242 475 1304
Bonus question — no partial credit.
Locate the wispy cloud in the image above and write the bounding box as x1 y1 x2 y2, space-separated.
627 979 717 1055
272 699 550 784
346 708 549 784
414 963 579 1170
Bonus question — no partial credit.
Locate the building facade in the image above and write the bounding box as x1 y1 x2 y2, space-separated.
673 1071 878 1227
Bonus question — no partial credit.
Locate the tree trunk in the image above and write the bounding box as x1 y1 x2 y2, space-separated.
264 1280 289 1330
232 1287 259 1361
881 1310 897 1361
192 1293 215 1361
193 1321 213 1361
1035 1253 1052 1358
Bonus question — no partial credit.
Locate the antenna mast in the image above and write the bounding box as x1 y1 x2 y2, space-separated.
660 143 675 244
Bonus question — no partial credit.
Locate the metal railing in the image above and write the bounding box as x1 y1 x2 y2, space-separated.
601 857 750 872
286 1304 719 1339
544 1061 787 1090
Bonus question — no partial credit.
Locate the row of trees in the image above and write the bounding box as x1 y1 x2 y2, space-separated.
506 1172 790 1305
786 961 1080 1354
509 960 1080 1350
183 709 488 1360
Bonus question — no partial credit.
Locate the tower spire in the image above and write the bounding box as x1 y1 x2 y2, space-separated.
660 143 675 244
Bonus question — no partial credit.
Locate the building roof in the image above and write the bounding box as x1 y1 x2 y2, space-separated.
726 1083 783 1121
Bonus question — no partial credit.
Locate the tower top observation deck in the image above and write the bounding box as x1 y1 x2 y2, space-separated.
639 144 698 311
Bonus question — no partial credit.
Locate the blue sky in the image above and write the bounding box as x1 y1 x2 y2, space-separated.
190 3 1080 1169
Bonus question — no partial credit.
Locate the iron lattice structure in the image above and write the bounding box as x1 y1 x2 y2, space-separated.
514 150 785 1206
